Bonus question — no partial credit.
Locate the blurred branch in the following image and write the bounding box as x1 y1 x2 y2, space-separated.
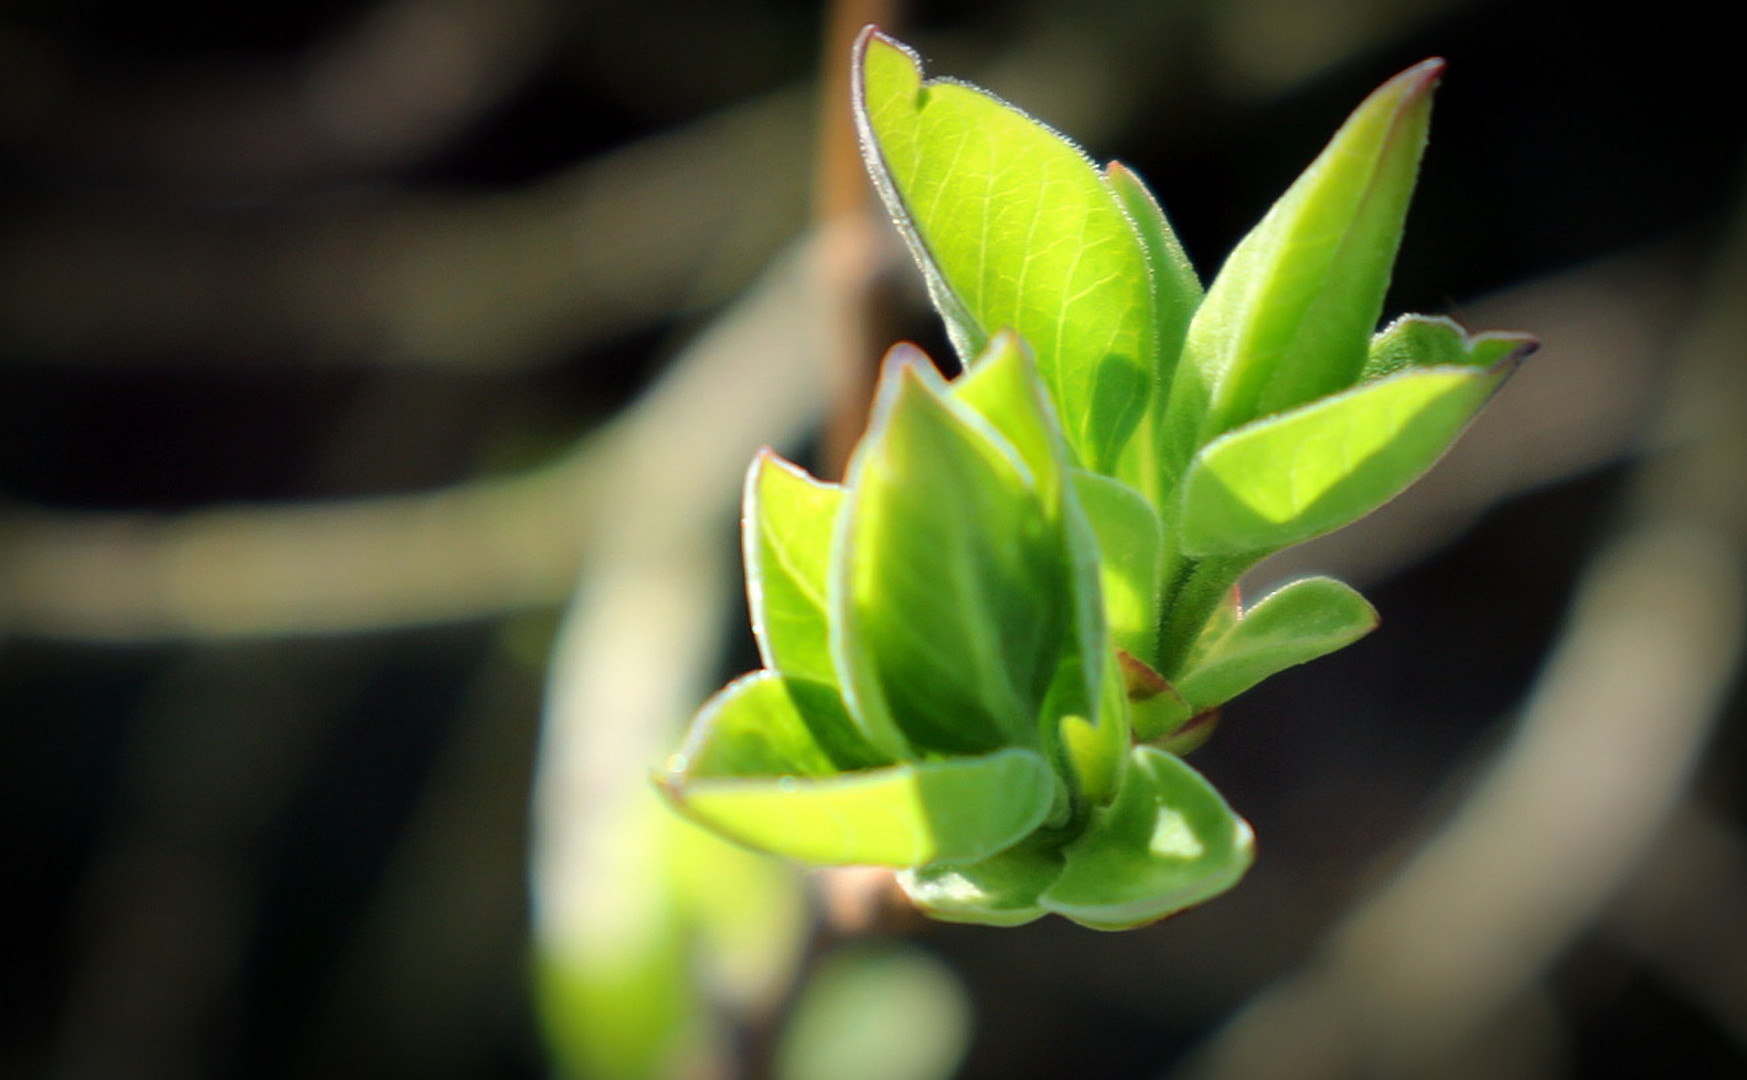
1173 186 1747 1080
815 0 899 477
0 236 830 639
529 231 830 1080
7 0 564 188
0 247 1668 641
0 88 811 369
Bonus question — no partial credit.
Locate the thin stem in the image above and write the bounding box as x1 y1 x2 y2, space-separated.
815 0 901 479
1155 553 1251 676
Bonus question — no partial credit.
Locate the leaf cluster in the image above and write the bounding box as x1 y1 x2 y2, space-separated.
659 29 1532 929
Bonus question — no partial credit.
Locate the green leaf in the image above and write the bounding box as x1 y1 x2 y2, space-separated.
1177 362 1515 557
745 450 845 686
897 838 1063 927
950 331 1066 510
1105 161 1203 359
1039 746 1254 929
1167 59 1443 469
663 747 1056 868
952 333 1118 790
854 28 1155 472
1120 649 1193 743
669 671 886 781
1105 160 1203 507
834 353 1072 758
1070 469 1162 659
1362 313 1539 380
1175 576 1378 711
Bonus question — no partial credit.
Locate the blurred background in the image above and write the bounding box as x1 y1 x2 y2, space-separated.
4 1 1744 1078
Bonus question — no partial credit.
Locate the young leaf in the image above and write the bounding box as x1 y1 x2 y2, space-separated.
833 353 1072 758
952 333 1116 777
1105 162 1203 361
664 747 1056 868
1121 649 1194 742
1177 361 1516 557
671 671 886 781
1362 313 1539 380
1070 469 1163 660
897 837 1065 927
1167 59 1443 472
854 28 1155 472
1105 161 1203 508
1174 576 1378 712
745 451 845 687
950 331 1066 510
1039 746 1254 929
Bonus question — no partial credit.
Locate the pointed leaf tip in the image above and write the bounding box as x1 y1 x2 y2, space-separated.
1174 55 1448 458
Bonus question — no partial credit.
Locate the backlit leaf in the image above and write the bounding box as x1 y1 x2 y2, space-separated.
745 451 845 686
833 353 1072 758
1167 59 1443 472
1178 362 1515 556
664 747 1055 868
1175 576 1378 711
1039 746 1254 929
855 28 1155 472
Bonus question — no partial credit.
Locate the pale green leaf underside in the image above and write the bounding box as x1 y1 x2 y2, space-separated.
746 451 845 687
1176 576 1378 711
1177 363 1506 556
903 746 1255 929
898 838 1063 927
949 332 1064 508
855 30 1154 473
667 747 1055 868
1039 746 1254 929
674 671 886 781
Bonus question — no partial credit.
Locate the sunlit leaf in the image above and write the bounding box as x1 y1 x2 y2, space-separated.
745 450 845 686
1362 313 1539 380
855 28 1155 472
1040 747 1254 929
664 747 1056 868
950 332 1066 509
1177 362 1515 556
1175 576 1378 711
834 354 1072 758
670 671 886 782
1105 160 1202 507
953 333 1116 780
1166 59 1443 473
1055 652 1130 808
897 836 1063 927
1070 469 1162 659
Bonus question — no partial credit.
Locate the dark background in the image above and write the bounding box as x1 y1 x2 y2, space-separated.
5 1 1744 1078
